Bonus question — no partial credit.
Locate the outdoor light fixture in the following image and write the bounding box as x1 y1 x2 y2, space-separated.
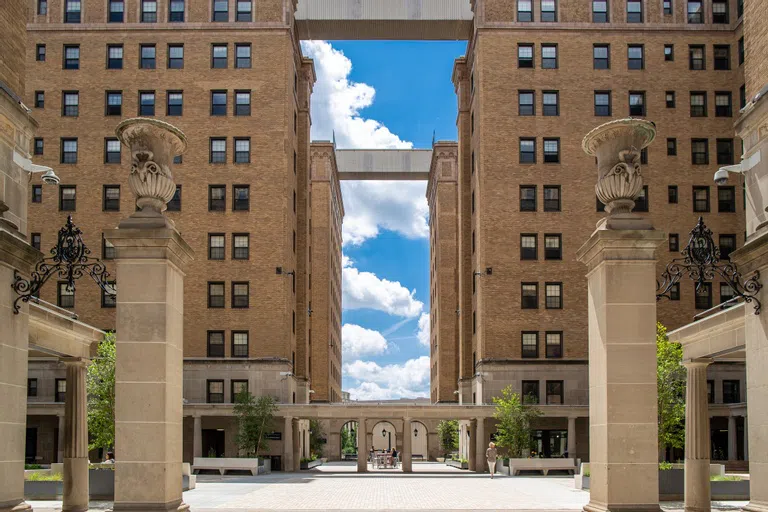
275 267 295 276
382 429 387 438
473 268 493 277
413 428 418 437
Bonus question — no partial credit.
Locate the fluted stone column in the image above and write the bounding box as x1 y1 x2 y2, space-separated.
744 418 749 461
467 420 476 471
568 417 577 458
475 418 485 473
57 415 66 463
727 416 737 461
293 419 301 472
357 418 367 473
683 359 712 512
108 119 192 512
577 119 664 512
192 416 202 459
401 419 412 473
62 358 89 512
283 417 294 472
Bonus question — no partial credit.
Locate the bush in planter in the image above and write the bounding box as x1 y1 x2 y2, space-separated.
659 461 673 471
27 472 62 481
24 464 43 470
492 386 542 458
711 475 743 481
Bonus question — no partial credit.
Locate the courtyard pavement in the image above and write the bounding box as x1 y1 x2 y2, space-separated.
27 461 749 511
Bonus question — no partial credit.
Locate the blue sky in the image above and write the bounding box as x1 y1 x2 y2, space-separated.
301 40 466 400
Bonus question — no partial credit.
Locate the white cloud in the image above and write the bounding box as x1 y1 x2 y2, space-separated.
344 356 430 400
417 313 430 347
342 324 389 359
343 263 424 318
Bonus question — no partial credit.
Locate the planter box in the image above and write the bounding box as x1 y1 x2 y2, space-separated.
25 468 193 500
579 469 749 500
300 459 323 470
436 457 445 463
446 460 468 470
24 481 63 500
711 479 750 500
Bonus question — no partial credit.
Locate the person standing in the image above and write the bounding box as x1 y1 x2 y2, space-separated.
486 442 498 478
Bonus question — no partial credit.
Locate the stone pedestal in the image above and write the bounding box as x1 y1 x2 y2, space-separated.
401 419 412 473
683 360 712 512
357 418 367 473
62 358 89 512
475 418 485 473
192 416 202 459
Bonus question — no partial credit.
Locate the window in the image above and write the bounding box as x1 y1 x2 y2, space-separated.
542 91 559 115
687 0 703 23
544 234 562 260
695 282 712 309
36 45 46 62
664 44 674 61
235 91 251 115
522 283 538 309
740 84 746 109
169 0 184 21
518 44 534 68
628 45 644 69
209 234 225 260
713 0 729 22
105 139 121 164
594 91 611 116
166 91 183 116
521 332 538 358
32 185 43 203
100 185 120 212
592 0 608 22
207 380 224 403
593 45 610 69
664 0 673 14
720 283 736 304
521 234 537 260
212 44 228 68
231 380 248 401
31 233 41 251
627 0 642 22
738 0 744 16
689 45 705 70
723 380 740 403
55 379 67 402
64 45 80 69
738 37 744 65
641 148 648 165
34 138 44 156
720 234 736 259
62 92 79 117
707 380 715 403
208 282 225 308
210 138 227 163
64 0 81 23
207 331 224 357
235 44 251 68
141 0 157 22
109 0 124 21
690 92 707 117
546 283 562 309
518 0 533 21
715 92 732 117
232 282 249 308
210 90 228 116
209 185 226 210
520 185 536 211
236 0 252 21
232 331 249 356
692 139 709 165
107 45 123 69
667 139 678 156
546 332 563 358
544 186 561 211
693 186 710 212
718 186 736 212
669 234 680 252
519 90 534 115
520 139 536 163
233 139 251 164
102 281 116 308
58 282 75 308
168 45 184 68
38 0 47 15
522 380 540 404
35 91 44 108
233 184 250 209
140 45 156 69
139 91 155 115
102 236 115 259
167 185 181 211
233 234 249 259
543 138 560 163
546 381 564 404
61 139 78 164
714 45 731 70
629 92 645 116
717 139 734 165
541 0 557 21
213 0 228 20
28 379 38 397
668 185 679 203
666 91 676 108
670 283 680 300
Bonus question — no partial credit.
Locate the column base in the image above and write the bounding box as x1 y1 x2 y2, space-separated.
584 502 662 512
0 500 32 512
744 501 768 512
113 500 189 512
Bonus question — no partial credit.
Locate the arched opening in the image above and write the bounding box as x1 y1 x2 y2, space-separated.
411 421 428 461
371 421 396 452
339 420 358 461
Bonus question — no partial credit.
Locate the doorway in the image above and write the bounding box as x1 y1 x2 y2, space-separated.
202 429 225 458
25 427 38 463
531 429 568 458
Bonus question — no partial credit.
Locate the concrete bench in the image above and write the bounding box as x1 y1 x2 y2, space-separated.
508 458 577 476
192 457 260 476
412 454 425 461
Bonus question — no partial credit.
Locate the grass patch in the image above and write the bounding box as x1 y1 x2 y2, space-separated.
711 475 743 481
26 472 62 481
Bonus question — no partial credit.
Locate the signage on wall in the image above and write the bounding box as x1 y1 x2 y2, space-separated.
265 432 282 441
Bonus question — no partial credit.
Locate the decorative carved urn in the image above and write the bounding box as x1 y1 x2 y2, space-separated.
582 118 656 219
115 118 186 224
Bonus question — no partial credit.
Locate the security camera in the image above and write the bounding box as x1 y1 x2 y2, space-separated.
713 153 763 185
279 371 293 377
714 168 731 185
13 151 60 185
41 169 60 185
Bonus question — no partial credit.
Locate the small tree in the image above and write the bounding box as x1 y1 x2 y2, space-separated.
657 322 686 458
341 424 357 455
309 419 325 458
492 385 542 458
233 391 277 458
436 420 459 456
87 332 116 453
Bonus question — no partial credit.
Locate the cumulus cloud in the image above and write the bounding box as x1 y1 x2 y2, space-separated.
343 263 424 318
342 324 389 358
417 313 430 347
344 356 430 400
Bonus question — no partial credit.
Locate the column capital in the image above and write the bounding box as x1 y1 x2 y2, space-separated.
682 358 713 370
576 228 667 273
105 227 194 271
61 357 89 368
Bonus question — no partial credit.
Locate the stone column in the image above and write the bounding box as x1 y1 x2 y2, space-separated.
108 119 192 512
727 415 737 461
577 118 664 512
58 415 66 463
568 417 577 459
62 358 89 512
744 418 749 462
401 419 412 473
292 419 301 471
467 420 476 471
475 418 485 473
357 418 367 473
192 416 202 459
683 359 712 512
283 417 294 472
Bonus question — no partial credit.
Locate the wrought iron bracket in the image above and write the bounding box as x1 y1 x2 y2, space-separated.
657 217 762 314
11 215 115 314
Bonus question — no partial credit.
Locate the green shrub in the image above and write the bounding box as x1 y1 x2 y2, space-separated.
24 464 43 470
711 475 743 481
583 468 590 477
659 461 673 471
27 472 63 481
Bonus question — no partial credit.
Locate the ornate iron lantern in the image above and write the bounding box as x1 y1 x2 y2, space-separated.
657 217 762 314
12 215 115 314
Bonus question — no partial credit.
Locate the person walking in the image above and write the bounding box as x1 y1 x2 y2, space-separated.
486 442 498 478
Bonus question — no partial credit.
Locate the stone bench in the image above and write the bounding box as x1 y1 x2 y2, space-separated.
412 454 425 461
508 458 577 476
192 457 260 476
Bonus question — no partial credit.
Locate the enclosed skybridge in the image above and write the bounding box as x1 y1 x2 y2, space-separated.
335 149 432 180
295 0 473 40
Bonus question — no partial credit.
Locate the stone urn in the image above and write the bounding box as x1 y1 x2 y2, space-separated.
582 118 656 227
115 118 186 228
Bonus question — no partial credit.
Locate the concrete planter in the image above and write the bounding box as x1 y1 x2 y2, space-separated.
89 469 116 499
446 460 468 470
580 469 749 500
25 468 194 500
24 481 63 500
711 479 750 500
300 459 323 470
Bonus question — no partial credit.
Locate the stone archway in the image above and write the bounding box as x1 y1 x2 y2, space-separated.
411 421 428 460
339 420 358 460
371 421 397 452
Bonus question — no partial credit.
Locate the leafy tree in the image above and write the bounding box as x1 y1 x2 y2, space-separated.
309 419 325 458
436 420 459 456
341 423 357 454
492 385 542 458
87 332 116 453
233 391 277 457
657 322 686 457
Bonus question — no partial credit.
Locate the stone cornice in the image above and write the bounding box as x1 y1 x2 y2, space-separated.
105 227 195 271
730 230 768 275
0 229 42 275
735 86 768 155
576 228 666 273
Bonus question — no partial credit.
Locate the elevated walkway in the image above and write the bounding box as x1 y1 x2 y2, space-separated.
335 149 432 180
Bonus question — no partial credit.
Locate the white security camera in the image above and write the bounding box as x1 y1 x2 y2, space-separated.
41 169 60 185
13 151 60 185
713 153 763 185
714 167 733 185
279 371 293 377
